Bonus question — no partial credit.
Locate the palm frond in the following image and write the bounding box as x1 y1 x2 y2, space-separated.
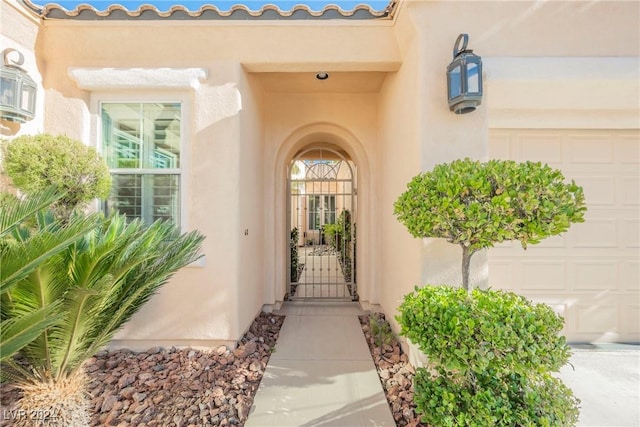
0 199 102 295
0 187 61 238
18 215 205 379
81 220 204 367
0 303 61 361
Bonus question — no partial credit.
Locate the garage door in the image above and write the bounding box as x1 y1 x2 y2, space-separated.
489 129 639 343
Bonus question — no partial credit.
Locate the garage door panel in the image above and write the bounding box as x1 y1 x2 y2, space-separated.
518 134 564 163
621 261 639 291
575 304 618 335
621 177 639 205
623 305 640 337
616 136 640 164
489 129 639 342
623 219 639 248
521 261 567 291
567 135 614 164
576 176 616 206
573 261 618 291
572 218 618 248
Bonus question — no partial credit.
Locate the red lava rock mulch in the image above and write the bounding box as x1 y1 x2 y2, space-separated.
360 312 428 427
0 312 285 427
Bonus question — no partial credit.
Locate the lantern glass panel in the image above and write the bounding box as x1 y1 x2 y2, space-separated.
448 65 462 99
20 85 35 112
0 76 17 107
466 62 480 93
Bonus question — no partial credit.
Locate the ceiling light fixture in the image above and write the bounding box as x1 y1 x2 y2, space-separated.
315 72 330 80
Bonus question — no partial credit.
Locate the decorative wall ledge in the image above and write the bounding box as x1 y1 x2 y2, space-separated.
68 67 208 90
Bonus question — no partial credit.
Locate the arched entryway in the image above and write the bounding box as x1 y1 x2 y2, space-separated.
287 146 357 300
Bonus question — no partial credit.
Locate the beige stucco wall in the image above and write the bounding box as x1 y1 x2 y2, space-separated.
25 12 402 348
376 0 638 351
3 0 637 348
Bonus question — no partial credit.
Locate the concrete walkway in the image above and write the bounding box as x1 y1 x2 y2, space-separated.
244 302 395 427
558 344 640 426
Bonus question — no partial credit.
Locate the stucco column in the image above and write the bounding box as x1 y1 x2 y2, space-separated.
412 7 489 290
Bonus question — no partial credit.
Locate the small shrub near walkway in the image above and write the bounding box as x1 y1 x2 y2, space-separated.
397 287 580 427
359 313 426 427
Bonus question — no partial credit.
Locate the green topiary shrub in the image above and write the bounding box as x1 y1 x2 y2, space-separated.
1 134 111 217
397 286 570 375
397 286 580 426
394 158 586 290
413 367 580 427
393 158 585 426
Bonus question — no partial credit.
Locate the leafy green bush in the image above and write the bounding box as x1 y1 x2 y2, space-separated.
290 227 300 282
1 134 111 217
414 367 580 427
397 286 570 375
336 210 353 282
370 314 394 347
397 286 580 426
393 159 583 426
323 223 341 250
394 159 586 290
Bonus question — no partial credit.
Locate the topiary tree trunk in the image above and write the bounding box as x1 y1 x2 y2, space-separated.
461 245 474 291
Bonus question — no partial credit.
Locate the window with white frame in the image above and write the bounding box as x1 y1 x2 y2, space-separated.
308 195 336 230
101 102 181 225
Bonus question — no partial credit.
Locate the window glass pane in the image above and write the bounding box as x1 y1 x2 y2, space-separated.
102 103 180 169
150 174 180 223
107 174 180 225
324 195 336 225
150 104 181 169
107 174 142 218
467 63 480 93
309 196 320 230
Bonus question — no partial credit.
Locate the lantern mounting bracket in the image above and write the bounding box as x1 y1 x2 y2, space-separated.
2 48 26 68
453 33 470 58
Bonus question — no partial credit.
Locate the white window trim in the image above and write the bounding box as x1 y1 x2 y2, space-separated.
90 91 191 232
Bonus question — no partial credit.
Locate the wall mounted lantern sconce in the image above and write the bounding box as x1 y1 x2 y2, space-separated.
1 48 37 123
447 34 483 114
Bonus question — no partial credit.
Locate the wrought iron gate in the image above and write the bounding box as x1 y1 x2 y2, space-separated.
287 148 356 300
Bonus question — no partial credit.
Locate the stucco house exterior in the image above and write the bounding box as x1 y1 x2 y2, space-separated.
1 0 638 352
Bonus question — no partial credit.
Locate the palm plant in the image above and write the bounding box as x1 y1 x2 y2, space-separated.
1 189 102 361
1 205 204 425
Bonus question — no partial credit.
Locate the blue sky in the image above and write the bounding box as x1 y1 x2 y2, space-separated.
39 1 392 12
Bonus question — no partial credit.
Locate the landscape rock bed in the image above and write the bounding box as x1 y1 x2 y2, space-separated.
3 311 425 426
1 312 284 427
359 313 427 427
